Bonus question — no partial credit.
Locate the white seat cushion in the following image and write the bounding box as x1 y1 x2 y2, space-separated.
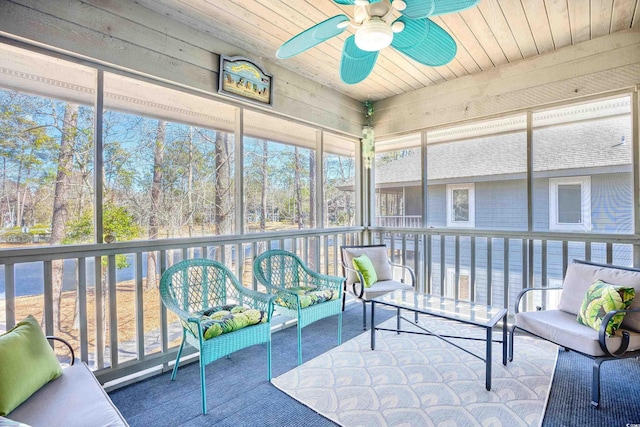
346 279 413 301
516 309 640 357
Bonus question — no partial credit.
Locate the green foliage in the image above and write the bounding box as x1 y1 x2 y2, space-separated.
64 204 142 269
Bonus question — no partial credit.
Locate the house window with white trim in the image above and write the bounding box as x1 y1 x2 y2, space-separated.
446 183 475 227
549 176 591 231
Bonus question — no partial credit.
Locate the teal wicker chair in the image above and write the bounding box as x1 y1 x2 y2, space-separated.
253 249 343 365
159 258 273 414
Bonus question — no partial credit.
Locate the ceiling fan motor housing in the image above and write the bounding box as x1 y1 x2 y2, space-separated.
355 17 394 51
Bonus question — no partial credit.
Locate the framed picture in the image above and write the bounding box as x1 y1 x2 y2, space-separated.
218 55 273 107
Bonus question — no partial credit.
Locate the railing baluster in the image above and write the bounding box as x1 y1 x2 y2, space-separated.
108 255 118 369
135 252 145 360
43 261 54 336
503 238 509 310
454 235 460 300
470 237 476 303
440 236 446 297
585 241 591 261
77 258 88 363
426 234 432 295
95 255 104 369
606 242 613 264
4 263 15 330
487 238 493 306
159 249 168 371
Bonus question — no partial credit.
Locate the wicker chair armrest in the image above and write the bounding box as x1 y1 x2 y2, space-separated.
388 261 416 287
46 336 75 366
302 267 343 292
598 307 640 357
237 287 275 316
514 286 564 314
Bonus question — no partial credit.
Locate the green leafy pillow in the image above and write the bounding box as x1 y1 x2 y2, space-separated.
577 279 635 337
0 315 63 416
352 254 377 288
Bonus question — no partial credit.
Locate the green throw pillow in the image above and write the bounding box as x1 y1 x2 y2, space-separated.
0 315 62 416
352 254 377 288
577 279 635 337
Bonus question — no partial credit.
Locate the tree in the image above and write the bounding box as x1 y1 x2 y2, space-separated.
214 131 233 265
259 139 268 232
146 120 165 290
50 102 79 330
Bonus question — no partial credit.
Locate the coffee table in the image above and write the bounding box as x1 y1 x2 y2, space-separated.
371 289 508 390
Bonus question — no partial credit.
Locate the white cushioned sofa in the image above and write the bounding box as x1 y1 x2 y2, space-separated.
509 259 640 408
9 361 128 427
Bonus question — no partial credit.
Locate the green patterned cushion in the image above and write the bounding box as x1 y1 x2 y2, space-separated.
352 254 377 288
577 279 635 337
274 287 339 309
198 305 268 340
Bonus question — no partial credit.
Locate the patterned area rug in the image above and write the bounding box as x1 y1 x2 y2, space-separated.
272 317 557 426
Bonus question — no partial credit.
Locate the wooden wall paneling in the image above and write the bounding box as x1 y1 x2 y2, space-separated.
591 0 615 38
374 29 640 136
0 0 364 135
543 0 573 48
497 0 539 57
477 0 523 63
434 13 493 70
567 0 592 43
457 6 509 67
610 0 639 31
520 0 556 54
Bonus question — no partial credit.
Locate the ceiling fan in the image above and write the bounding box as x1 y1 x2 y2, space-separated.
276 0 480 84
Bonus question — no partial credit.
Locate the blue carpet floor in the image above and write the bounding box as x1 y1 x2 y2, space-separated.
542 349 640 427
110 302 640 426
109 301 394 426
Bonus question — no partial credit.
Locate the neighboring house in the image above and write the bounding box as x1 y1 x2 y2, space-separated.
366 98 635 306
374 98 633 234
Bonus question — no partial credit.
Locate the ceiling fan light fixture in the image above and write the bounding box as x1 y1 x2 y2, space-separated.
355 17 393 52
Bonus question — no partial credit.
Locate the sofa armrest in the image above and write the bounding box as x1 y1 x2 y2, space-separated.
514 287 564 314
46 336 75 366
598 307 640 357
388 261 416 287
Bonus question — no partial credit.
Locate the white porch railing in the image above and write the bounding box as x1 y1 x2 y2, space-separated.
369 227 639 317
376 215 422 228
0 227 362 387
1 225 638 389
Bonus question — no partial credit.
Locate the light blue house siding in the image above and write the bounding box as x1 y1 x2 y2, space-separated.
399 171 634 311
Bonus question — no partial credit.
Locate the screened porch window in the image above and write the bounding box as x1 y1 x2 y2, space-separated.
549 176 591 231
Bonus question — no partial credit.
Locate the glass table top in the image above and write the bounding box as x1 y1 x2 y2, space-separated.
373 290 507 326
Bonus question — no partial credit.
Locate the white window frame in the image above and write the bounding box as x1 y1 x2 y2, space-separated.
549 176 591 231
446 183 475 228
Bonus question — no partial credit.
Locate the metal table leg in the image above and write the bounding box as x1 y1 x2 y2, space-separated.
371 300 376 350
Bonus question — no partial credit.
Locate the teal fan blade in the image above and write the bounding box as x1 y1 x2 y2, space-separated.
391 17 456 66
276 15 350 59
399 0 481 19
340 36 379 84
333 0 382 4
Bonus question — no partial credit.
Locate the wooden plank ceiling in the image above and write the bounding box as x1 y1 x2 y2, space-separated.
134 0 640 102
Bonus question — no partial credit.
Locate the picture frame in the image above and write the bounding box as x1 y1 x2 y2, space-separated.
218 55 273 107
